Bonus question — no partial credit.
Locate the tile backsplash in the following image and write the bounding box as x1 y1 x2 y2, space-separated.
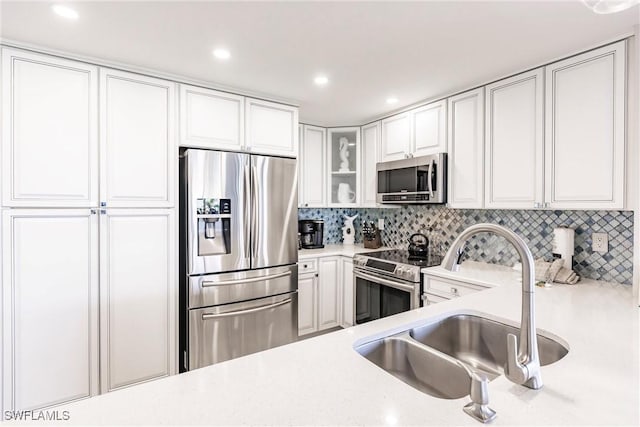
298 206 634 285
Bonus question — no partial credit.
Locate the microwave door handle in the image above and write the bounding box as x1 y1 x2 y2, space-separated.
428 159 434 199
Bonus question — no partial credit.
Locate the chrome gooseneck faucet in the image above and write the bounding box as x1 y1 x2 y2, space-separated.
441 223 543 390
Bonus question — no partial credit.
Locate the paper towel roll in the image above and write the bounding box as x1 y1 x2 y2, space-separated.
552 226 575 270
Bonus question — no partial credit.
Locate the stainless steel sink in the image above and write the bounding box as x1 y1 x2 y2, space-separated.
356 333 472 399
354 312 569 423
409 314 569 377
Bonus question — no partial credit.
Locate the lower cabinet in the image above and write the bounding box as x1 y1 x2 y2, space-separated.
317 257 340 329
99 209 176 392
2 209 100 411
423 274 489 304
340 258 354 327
1 208 176 412
297 256 343 336
297 272 318 336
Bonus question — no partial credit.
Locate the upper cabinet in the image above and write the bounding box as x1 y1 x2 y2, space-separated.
544 41 626 210
380 100 447 163
485 68 544 209
100 69 175 208
413 99 447 156
1 48 98 207
179 84 244 151
299 125 326 207
448 88 485 208
245 98 299 157
380 112 412 162
327 127 360 206
360 122 380 207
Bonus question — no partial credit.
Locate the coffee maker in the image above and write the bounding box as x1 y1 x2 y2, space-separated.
298 220 324 249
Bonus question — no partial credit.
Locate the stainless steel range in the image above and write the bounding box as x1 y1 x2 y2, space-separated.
352 249 441 325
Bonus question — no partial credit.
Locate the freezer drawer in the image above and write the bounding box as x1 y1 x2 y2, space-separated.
189 292 298 369
189 264 297 309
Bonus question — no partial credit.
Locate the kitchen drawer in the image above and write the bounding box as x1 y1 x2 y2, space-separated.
423 292 450 305
424 276 485 299
298 259 318 274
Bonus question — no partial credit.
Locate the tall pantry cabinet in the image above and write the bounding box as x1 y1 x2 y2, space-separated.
1 48 177 412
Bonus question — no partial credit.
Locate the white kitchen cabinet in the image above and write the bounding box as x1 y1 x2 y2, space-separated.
179 84 244 151
100 69 175 208
447 88 485 208
1 48 98 207
245 98 298 157
380 112 412 162
318 257 340 329
413 100 447 156
327 127 360 206
485 69 544 209
544 41 626 209
297 256 342 335
340 257 354 327
297 272 318 336
2 209 99 411
299 125 327 207
423 274 489 305
99 209 176 392
361 122 380 207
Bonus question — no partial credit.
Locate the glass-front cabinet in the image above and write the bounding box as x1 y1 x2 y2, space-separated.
327 127 361 206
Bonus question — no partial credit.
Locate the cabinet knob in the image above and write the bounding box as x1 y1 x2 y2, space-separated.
451 287 459 296
100 201 107 207
315 273 318 277
304 264 308 268
90 209 97 215
534 202 541 208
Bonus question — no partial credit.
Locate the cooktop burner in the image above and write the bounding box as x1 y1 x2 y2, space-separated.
363 249 442 268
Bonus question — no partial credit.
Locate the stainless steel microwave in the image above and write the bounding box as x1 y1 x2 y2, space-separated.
376 153 447 204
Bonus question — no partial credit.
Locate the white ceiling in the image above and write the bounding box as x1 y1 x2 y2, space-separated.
1 1 638 126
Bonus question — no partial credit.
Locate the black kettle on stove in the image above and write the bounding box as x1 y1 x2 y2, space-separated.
408 233 429 260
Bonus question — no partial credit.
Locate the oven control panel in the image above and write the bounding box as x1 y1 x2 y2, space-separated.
353 254 420 283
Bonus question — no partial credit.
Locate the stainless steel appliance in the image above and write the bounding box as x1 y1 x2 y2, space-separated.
179 148 298 371
298 219 324 249
377 153 447 204
352 249 441 324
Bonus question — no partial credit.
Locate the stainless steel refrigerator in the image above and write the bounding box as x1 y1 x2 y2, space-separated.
179 148 298 371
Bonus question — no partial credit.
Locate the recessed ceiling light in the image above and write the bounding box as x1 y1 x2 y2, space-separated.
314 76 329 86
52 4 79 20
386 97 399 105
212 48 231 60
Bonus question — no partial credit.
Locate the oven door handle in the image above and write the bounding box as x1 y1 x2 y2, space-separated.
354 271 418 293
201 297 292 320
201 271 292 287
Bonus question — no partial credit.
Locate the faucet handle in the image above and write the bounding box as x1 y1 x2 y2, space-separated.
505 333 528 384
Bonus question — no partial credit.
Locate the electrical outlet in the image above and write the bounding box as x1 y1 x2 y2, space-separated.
378 218 385 230
592 232 608 253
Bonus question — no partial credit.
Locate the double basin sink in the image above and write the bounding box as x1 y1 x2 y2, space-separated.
355 312 569 407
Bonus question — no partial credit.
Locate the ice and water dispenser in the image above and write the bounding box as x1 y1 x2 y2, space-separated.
196 198 232 256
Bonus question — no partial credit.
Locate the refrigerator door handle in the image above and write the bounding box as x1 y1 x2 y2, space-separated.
244 163 252 262
250 164 259 260
200 270 292 287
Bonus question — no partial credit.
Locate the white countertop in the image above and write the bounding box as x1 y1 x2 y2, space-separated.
42 263 638 426
423 260 523 288
298 243 390 259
